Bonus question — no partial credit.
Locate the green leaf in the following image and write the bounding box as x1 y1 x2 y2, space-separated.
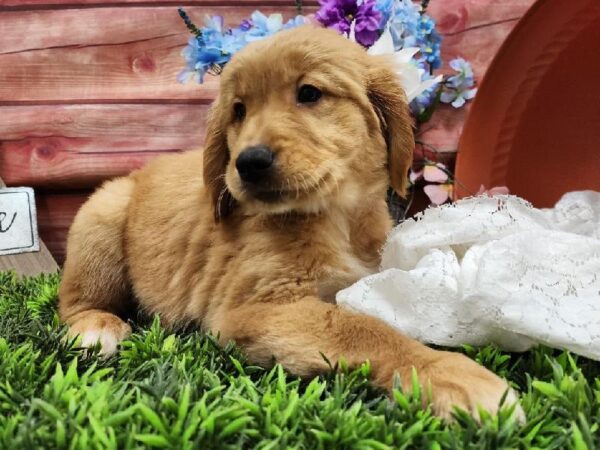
356 438 392 450
134 434 170 448
411 367 421 401
137 404 168 436
104 407 138 427
217 416 254 439
3 272 600 450
32 399 62 421
162 334 177 352
532 381 563 399
572 423 588 450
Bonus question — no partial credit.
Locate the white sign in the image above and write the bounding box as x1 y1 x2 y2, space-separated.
0 187 40 256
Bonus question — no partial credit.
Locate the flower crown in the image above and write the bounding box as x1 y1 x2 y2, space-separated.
178 0 479 210
178 0 477 120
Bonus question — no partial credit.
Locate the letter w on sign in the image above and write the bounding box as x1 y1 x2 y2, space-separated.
0 187 40 256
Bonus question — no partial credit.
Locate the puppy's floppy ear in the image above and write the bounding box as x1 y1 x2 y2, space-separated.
366 62 414 197
203 96 236 221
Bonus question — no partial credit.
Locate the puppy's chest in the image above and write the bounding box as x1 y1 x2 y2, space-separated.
317 252 377 302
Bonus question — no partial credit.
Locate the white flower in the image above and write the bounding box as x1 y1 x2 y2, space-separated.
367 28 442 102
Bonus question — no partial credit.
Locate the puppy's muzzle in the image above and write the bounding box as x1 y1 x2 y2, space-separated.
236 145 275 184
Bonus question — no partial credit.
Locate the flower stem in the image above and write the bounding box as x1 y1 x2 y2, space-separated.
178 8 203 40
295 0 304 15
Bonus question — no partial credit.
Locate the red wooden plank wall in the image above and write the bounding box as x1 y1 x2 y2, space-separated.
0 0 535 264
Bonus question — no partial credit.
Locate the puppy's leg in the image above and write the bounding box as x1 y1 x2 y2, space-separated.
210 297 524 421
59 177 135 355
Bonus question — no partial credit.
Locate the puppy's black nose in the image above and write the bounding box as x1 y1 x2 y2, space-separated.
236 146 274 183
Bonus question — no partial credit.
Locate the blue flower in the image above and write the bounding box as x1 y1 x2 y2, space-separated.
203 15 224 37
409 62 441 116
418 15 435 34
410 84 437 116
200 16 230 48
192 47 229 83
178 10 308 84
440 58 477 108
245 12 285 42
243 13 306 42
386 0 442 70
374 0 395 26
446 57 475 87
419 35 442 69
177 37 203 83
177 15 249 83
390 0 420 30
284 15 308 29
219 30 246 55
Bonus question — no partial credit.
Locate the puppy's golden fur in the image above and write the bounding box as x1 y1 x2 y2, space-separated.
59 26 521 420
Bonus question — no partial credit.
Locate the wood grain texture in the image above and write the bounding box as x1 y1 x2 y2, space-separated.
36 191 91 265
428 0 534 34
0 243 59 275
0 177 59 275
0 104 205 187
0 0 538 263
2 148 181 188
0 3 529 103
0 0 317 7
1 32 207 103
419 0 536 153
0 6 306 54
0 6 312 103
0 104 207 142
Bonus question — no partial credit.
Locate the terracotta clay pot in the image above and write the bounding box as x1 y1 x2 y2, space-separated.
455 0 600 207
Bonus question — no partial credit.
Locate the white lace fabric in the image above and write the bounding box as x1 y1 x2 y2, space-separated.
337 191 600 360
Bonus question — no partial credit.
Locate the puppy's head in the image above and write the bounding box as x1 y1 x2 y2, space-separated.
203 26 413 219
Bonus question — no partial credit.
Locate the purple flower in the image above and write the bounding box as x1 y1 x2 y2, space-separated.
316 0 382 47
239 19 253 31
354 1 382 46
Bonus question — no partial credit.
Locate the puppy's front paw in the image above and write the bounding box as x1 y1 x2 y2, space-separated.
68 311 131 356
422 352 525 423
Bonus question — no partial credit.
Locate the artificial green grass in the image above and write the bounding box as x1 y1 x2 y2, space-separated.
0 271 599 449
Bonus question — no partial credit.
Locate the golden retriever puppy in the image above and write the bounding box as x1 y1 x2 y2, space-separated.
59 26 521 420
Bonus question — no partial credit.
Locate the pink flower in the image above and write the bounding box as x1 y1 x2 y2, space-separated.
423 163 448 183
410 162 454 205
424 183 453 205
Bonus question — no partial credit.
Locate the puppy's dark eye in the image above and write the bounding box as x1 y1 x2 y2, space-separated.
233 102 246 121
297 84 322 104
